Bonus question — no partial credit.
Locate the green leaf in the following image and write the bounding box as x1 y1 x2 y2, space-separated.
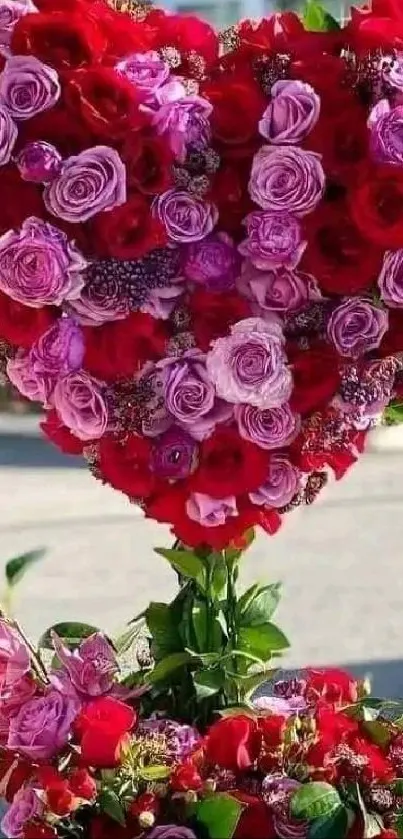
148 651 193 684
99 789 126 826
192 601 208 652
193 668 224 700
291 783 341 822
395 812 403 839
146 602 182 659
139 765 170 781
5 548 46 588
238 623 289 660
114 620 145 654
383 402 403 426
196 794 242 839
362 720 392 748
239 583 281 627
154 548 205 587
302 0 340 31
308 806 348 839
39 621 99 650
236 584 260 618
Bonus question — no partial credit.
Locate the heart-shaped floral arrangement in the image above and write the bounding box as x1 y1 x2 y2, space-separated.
1 0 403 548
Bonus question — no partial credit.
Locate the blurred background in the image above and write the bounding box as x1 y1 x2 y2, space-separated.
161 0 349 31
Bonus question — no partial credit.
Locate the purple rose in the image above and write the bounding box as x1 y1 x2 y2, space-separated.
327 298 388 358
186 493 238 527
382 53 403 89
7 688 79 761
369 99 403 165
182 232 240 291
158 350 232 440
206 317 292 409
52 370 108 441
239 211 306 271
51 631 118 698
236 403 300 450
262 777 308 839
116 50 169 95
249 145 325 216
155 189 218 243
7 351 49 404
148 828 197 839
238 263 321 314
1 787 43 838
249 454 300 508
378 249 403 307
151 426 198 479
253 695 307 715
0 0 37 57
0 622 30 691
16 141 62 183
0 55 60 120
0 216 87 307
153 94 212 162
44 145 127 223
259 79 320 145
141 275 185 320
30 317 84 381
0 105 17 166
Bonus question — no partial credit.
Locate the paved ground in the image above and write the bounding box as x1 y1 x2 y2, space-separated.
2 421 403 697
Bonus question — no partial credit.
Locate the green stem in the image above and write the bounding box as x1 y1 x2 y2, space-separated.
226 560 240 704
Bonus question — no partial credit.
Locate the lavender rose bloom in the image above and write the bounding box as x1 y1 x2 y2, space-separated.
153 94 212 162
16 141 62 183
239 211 306 271
0 55 60 120
206 317 292 409
31 317 84 380
259 79 320 145
0 105 17 166
53 371 108 441
378 249 403 306
7 688 79 761
0 217 87 307
186 492 238 527
369 99 403 165
148 828 197 839
158 350 232 440
1 787 43 839
0 0 37 57
116 50 169 94
44 145 127 223
51 631 118 698
182 232 240 291
249 454 300 508
249 145 325 216
7 351 50 404
327 298 388 358
238 263 321 314
155 189 218 243
151 426 198 479
236 403 300 449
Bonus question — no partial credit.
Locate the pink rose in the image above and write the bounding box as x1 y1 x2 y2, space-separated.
7 688 79 761
1 786 43 838
52 370 108 441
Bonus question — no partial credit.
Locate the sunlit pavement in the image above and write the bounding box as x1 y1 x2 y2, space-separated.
1 422 403 696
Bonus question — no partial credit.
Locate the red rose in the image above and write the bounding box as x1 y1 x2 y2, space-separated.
344 4 403 51
91 196 166 260
259 715 286 750
90 815 134 839
99 434 157 499
202 72 266 152
0 167 44 237
65 67 146 141
289 343 341 415
305 669 358 706
306 94 369 184
23 824 57 839
93 4 154 63
170 761 203 792
0 293 57 349
84 313 167 382
237 12 304 55
19 105 93 158
46 782 75 816
189 289 251 352
350 165 403 249
76 696 136 768
349 737 394 783
303 201 383 294
146 10 218 71
290 55 346 102
380 308 403 356
190 427 270 498
122 131 173 196
68 768 97 800
2 757 32 802
40 410 84 456
233 792 276 839
11 12 107 71
209 162 253 235
205 715 261 771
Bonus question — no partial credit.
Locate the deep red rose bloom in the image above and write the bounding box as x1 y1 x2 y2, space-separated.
190 427 270 498
46 783 75 816
0 293 57 350
93 4 154 63
99 434 157 499
65 67 146 141
170 761 203 792
289 343 341 415
349 737 394 783
0 167 44 236
237 12 304 55
305 668 358 706
259 715 286 750
189 289 251 352
290 55 346 102
91 196 166 260
90 815 134 839
233 792 276 839
23 823 57 839
203 72 266 151
380 308 403 356
344 4 403 51
303 201 383 295
122 131 173 196
18 105 93 158
76 696 135 768
209 162 253 236
206 715 261 771
350 165 403 249
40 410 84 455
11 12 107 71
306 95 369 184
84 313 167 382
2 757 32 802
146 10 218 70
68 768 97 800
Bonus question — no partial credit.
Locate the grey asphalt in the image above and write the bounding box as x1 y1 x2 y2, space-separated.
1 427 403 698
